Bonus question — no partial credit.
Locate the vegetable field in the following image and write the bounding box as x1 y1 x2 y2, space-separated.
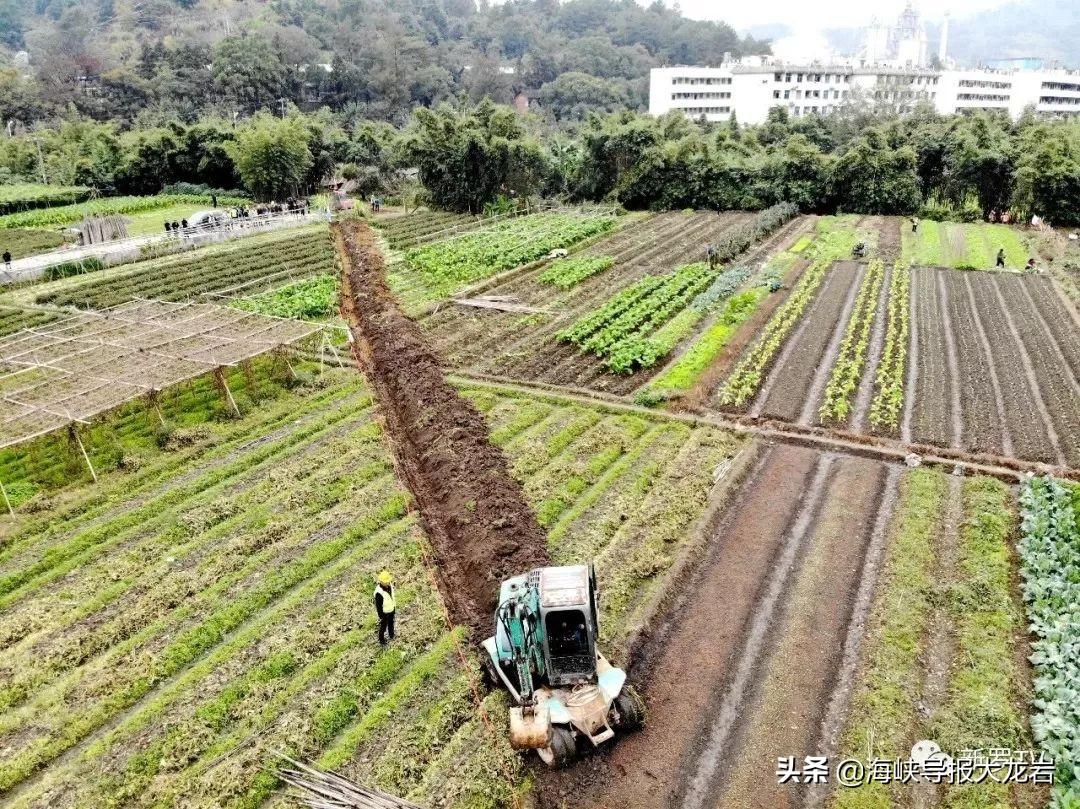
420 206 807 394
0 203 1074 809
400 210 616 300
373 209 484 249
707 216 1080 470
31 227 334 309
0 369 742 808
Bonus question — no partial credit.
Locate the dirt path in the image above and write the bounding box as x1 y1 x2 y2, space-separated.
333 220 549 631
533 445 901 809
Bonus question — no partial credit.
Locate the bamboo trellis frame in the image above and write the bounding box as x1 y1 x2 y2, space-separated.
0 299 320 449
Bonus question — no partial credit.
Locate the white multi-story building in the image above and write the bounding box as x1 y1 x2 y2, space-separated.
649 61 1080 125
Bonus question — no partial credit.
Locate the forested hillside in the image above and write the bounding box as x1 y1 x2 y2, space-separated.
0 0 766 126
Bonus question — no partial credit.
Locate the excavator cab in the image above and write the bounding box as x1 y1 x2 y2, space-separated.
482 564 645 767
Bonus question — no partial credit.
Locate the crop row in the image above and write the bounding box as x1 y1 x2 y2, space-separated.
0 305 62 338
719 258 831 407
232 274 338 320
404 212 616 297
0 193 247 230
708 202 798 265
560 263 713 361
375 211 480 248
0 184 92 215
1019 476 1080 805
36 229 334 308
538 255 614 289
868 263 910 431
819 259 885 424
644 288 766 398
835 472 1031 809
604 265 757 376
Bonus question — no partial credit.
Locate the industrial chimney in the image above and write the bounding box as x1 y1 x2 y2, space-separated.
938 13 949 64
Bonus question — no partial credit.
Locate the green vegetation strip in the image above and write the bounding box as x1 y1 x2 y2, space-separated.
930 476 1027 806
645 288 765 397
819 259 885 424
538 255 614 289
833 467 945 808
720 217 865 407
233 274 337 319
0 193 246 230
868 263 910 431
1019 476 1080 804
0 184 92 214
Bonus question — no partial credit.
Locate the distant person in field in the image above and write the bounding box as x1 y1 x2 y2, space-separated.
911 216 919 233
2 250 10 271
211 193 218 209
996 248 1006 268
374 570 396 645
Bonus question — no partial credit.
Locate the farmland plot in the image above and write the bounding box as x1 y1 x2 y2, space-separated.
422 209 808 395
0 369 743 808
901 219 1029 270
906 266 1080 468
536 446 1037 809
372 209 484 249
712 216 883 418
30 227 334 309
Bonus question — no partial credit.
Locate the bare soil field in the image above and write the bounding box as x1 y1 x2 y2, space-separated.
535 443 877 809
907 267 1080 468
534 446 1036 809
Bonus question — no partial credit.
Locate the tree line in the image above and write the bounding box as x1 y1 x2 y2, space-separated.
0 0 763 128
3 99 1077 226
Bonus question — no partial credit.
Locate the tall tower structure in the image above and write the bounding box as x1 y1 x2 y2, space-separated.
938 13 950 64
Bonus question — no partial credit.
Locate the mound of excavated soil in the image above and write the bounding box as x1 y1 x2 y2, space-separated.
333 220 550 637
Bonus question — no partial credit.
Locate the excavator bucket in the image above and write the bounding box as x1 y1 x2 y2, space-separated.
509 705 551 750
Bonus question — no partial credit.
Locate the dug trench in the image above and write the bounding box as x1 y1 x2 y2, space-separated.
534 443 896 809
332 219 550 634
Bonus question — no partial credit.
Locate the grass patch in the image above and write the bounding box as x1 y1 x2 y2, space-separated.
0 227 68 259
832 467 945 808
902 220 1029 270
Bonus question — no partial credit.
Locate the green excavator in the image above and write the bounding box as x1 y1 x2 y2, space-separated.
481 564 646 767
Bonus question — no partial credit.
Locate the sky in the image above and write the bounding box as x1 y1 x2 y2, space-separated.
648 0 1011 34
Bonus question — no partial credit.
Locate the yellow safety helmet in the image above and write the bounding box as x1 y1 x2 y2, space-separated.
377 570 393 586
